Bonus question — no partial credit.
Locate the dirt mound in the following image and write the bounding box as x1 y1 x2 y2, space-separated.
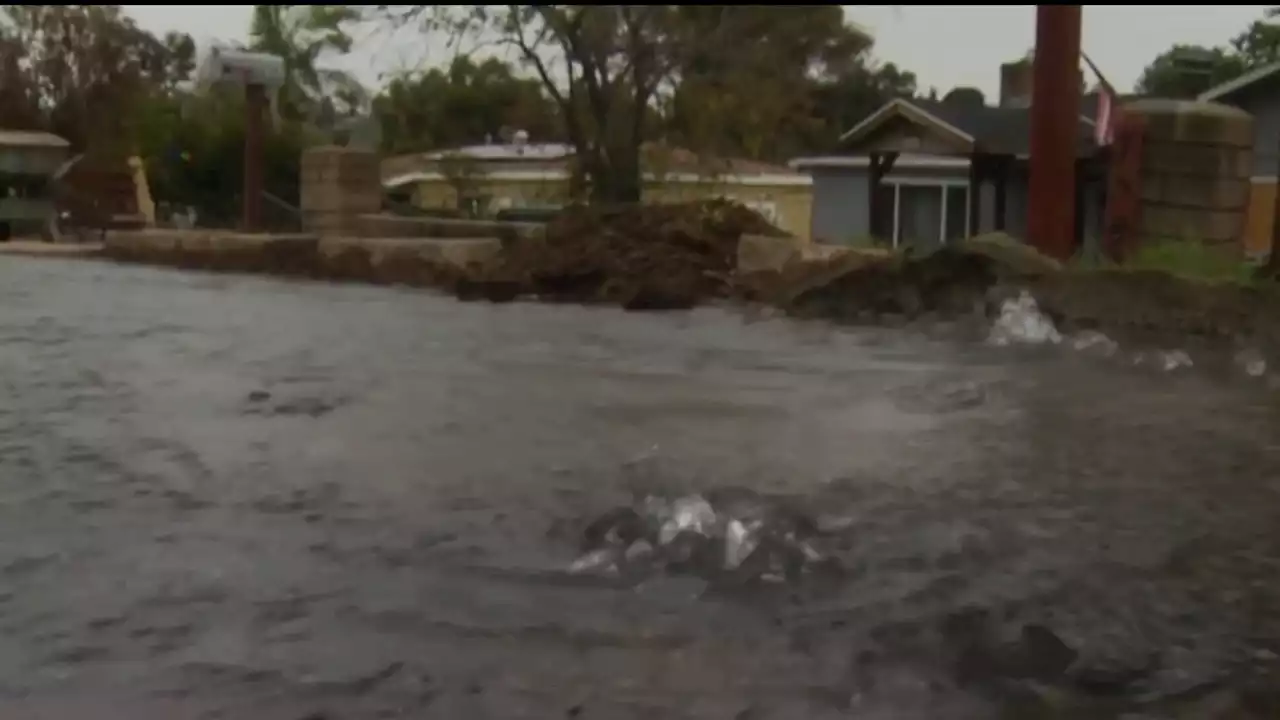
461 200 789 310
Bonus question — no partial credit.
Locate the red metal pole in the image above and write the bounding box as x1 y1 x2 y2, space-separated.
1028 5 1083 261
243 83 266 232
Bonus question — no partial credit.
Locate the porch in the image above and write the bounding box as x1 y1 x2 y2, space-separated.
834 98 1104 251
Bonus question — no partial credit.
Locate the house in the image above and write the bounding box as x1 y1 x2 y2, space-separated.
381 135 815 239
789 59 1110 251
1198 62 1280 257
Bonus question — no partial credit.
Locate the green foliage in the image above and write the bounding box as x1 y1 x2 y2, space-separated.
1073 240 1257 285
370 5 908 200
374 56 560 154
247 5 366 122
1135 45 1247 98
0 5 196 153
135 91 317 225
664 6 894 160
1136 8 1280 98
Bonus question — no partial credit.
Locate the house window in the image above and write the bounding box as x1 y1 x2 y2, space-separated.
885 180 970 248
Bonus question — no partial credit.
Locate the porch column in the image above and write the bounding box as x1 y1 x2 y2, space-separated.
995 158 1008 232
967 155 982 236
867 151 898 240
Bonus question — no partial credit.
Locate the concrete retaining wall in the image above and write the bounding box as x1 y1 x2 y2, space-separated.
103 229 502 288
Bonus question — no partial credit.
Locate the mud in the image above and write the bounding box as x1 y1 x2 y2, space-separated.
463 199 788 309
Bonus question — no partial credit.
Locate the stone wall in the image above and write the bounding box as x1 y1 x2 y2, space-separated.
1128 99 1254 250
102 229 500 287
299 146 382 236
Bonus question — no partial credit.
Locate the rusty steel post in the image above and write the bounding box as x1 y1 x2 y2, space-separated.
1028 5 1083 261
242 83 266 232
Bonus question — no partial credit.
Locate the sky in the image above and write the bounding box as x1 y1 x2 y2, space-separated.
124 5 1276 98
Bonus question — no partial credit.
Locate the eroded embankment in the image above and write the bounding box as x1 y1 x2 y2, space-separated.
100 201 785 311
780 238 1280 359
94 204 1280 356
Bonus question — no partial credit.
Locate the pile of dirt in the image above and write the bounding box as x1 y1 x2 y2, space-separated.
459 199 788 310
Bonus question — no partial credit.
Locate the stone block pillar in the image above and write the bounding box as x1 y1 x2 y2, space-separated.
299 146 381 237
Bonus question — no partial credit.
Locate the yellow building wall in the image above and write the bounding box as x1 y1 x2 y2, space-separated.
643 181 813 241
406 176 814 242
1244 180 1276 258
411 178 572 212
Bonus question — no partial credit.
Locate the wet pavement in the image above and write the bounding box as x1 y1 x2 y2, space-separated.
2 257 1280 718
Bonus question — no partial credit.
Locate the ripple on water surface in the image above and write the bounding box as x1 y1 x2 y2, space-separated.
0 257 1278 717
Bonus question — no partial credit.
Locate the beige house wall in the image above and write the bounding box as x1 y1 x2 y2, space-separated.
403 174 813 241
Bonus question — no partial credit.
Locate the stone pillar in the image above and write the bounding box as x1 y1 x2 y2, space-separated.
299 146 381 237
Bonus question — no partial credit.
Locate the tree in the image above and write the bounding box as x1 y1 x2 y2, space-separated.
802 61 917 152
374 5 881 202
942 86 985 108
1135 44 1247 98
663 6 873 162
373 6 687 203
135 86 322 226
1230 8 1280 68
0 5 193 152
373 56 560 154
1136 7 1280 98
247 5 367 122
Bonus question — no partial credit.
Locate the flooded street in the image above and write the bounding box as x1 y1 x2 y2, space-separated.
2 257 1280 718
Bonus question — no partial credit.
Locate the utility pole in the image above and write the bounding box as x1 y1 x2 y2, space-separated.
1027 5 1083 261
243 82 266 233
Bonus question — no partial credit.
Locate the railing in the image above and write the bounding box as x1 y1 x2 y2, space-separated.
261 190 303 233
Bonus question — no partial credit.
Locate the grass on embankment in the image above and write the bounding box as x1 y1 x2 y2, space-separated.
1070 240 1264 286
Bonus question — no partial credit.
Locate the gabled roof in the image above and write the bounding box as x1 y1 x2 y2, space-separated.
1197 60 1280 102
837 95 1102 158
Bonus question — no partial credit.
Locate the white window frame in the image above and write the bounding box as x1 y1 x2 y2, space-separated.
882 177 971 249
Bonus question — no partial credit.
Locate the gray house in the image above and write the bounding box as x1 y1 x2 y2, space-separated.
790 64 1109 251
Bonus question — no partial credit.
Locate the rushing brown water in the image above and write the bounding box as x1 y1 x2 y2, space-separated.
1 257 1279 719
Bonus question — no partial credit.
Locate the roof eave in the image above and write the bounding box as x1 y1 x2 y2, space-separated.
1197 60 1280 102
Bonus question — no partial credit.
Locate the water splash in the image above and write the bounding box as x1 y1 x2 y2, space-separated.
568 493 837 586
1234 348 1268 378
988 291 1061 346
1070 330 1119 357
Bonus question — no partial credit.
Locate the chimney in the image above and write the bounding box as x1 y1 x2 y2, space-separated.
999 56 1087 108
1000 60 1033 108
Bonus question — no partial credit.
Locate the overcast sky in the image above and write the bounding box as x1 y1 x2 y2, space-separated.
124 5 1274 98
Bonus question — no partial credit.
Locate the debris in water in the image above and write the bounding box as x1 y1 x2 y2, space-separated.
1070 330 1119 357
660 495 717 545
988 291 1061 346
1158 350 1194 372
568 547 619 576
724 518 761 570
1130 349 1194 372
1234 348 1268 378
567 492 836 586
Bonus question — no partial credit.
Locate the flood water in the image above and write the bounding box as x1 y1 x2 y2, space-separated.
1 257 1279 719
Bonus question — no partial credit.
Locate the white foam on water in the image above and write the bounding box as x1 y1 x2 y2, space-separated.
988 291 1061 346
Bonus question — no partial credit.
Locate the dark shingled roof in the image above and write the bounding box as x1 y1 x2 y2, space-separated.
907 95 1102 157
